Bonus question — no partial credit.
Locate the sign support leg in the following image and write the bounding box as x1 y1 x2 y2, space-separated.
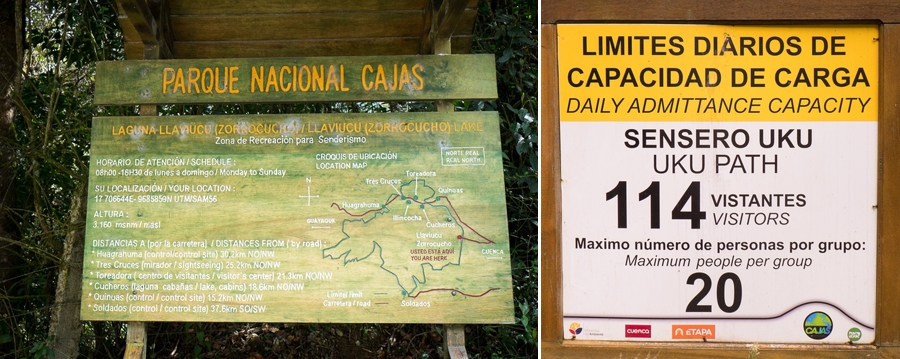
435 42 468 359
123 104 155 359
433 2 470 356
444 324 468 359
124 321 147 359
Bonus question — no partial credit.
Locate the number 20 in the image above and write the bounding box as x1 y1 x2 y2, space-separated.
685 272 742 313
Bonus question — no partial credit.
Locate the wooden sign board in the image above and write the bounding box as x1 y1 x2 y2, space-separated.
81 112 514 324
541 1 900 357
94 54 497 104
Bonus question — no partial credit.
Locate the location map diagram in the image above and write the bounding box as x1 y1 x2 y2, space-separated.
324 179 498 299
81 112 514 324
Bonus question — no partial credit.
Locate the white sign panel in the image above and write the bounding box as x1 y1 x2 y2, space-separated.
558 24 877 343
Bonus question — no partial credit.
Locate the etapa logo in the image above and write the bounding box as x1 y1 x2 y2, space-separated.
624 325 651 338
671 325 715 340
804 311 833 340
568 322 583 337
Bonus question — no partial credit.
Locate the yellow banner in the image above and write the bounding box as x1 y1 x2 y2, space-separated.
557 25 878 121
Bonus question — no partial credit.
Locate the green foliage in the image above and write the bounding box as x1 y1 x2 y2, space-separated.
29 336 54 359
2 0 123 358
464 0 538 357
469 0 538 194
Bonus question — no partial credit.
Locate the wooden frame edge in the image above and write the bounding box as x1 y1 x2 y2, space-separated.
539 23 561 344
876 24 900 347
542 1 900 25
540 14 900 359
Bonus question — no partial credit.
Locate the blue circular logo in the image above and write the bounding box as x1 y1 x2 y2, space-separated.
803 312 833 340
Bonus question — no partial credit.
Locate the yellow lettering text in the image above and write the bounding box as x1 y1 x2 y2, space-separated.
201 68 214 93
375 65 388 91
362 64 374 91
214 68 226 94
399 64 412 89
187 68 200 93
162 68 175 94
326 65 340 91
173 68 186 94
340 64 349 91
265 66 278 92
280 66 292 92
251 66 264 93
299 66 311 91
391 63 398 91
412 63 425 90
228 66 239 94
312 65 325 91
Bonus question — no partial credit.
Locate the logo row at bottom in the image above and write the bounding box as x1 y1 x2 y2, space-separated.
568 312 860 341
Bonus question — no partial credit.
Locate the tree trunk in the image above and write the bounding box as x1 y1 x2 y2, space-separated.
49 180 87 359
0 0 24 354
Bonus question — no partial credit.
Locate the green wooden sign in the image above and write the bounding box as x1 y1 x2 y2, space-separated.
94 55 497 104
80 112 514 323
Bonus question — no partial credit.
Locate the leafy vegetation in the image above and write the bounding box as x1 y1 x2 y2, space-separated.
0 0 537 357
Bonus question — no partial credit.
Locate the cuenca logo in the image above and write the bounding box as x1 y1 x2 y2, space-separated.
671 324 716 340
568 322 583 337
624 325 651 338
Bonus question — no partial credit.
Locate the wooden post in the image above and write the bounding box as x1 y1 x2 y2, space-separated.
436 47 467 359
444 325 468 359
123 103 157 359
118 1 168 356
124 320 147 359
879 23 900 347
432 2 470 357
